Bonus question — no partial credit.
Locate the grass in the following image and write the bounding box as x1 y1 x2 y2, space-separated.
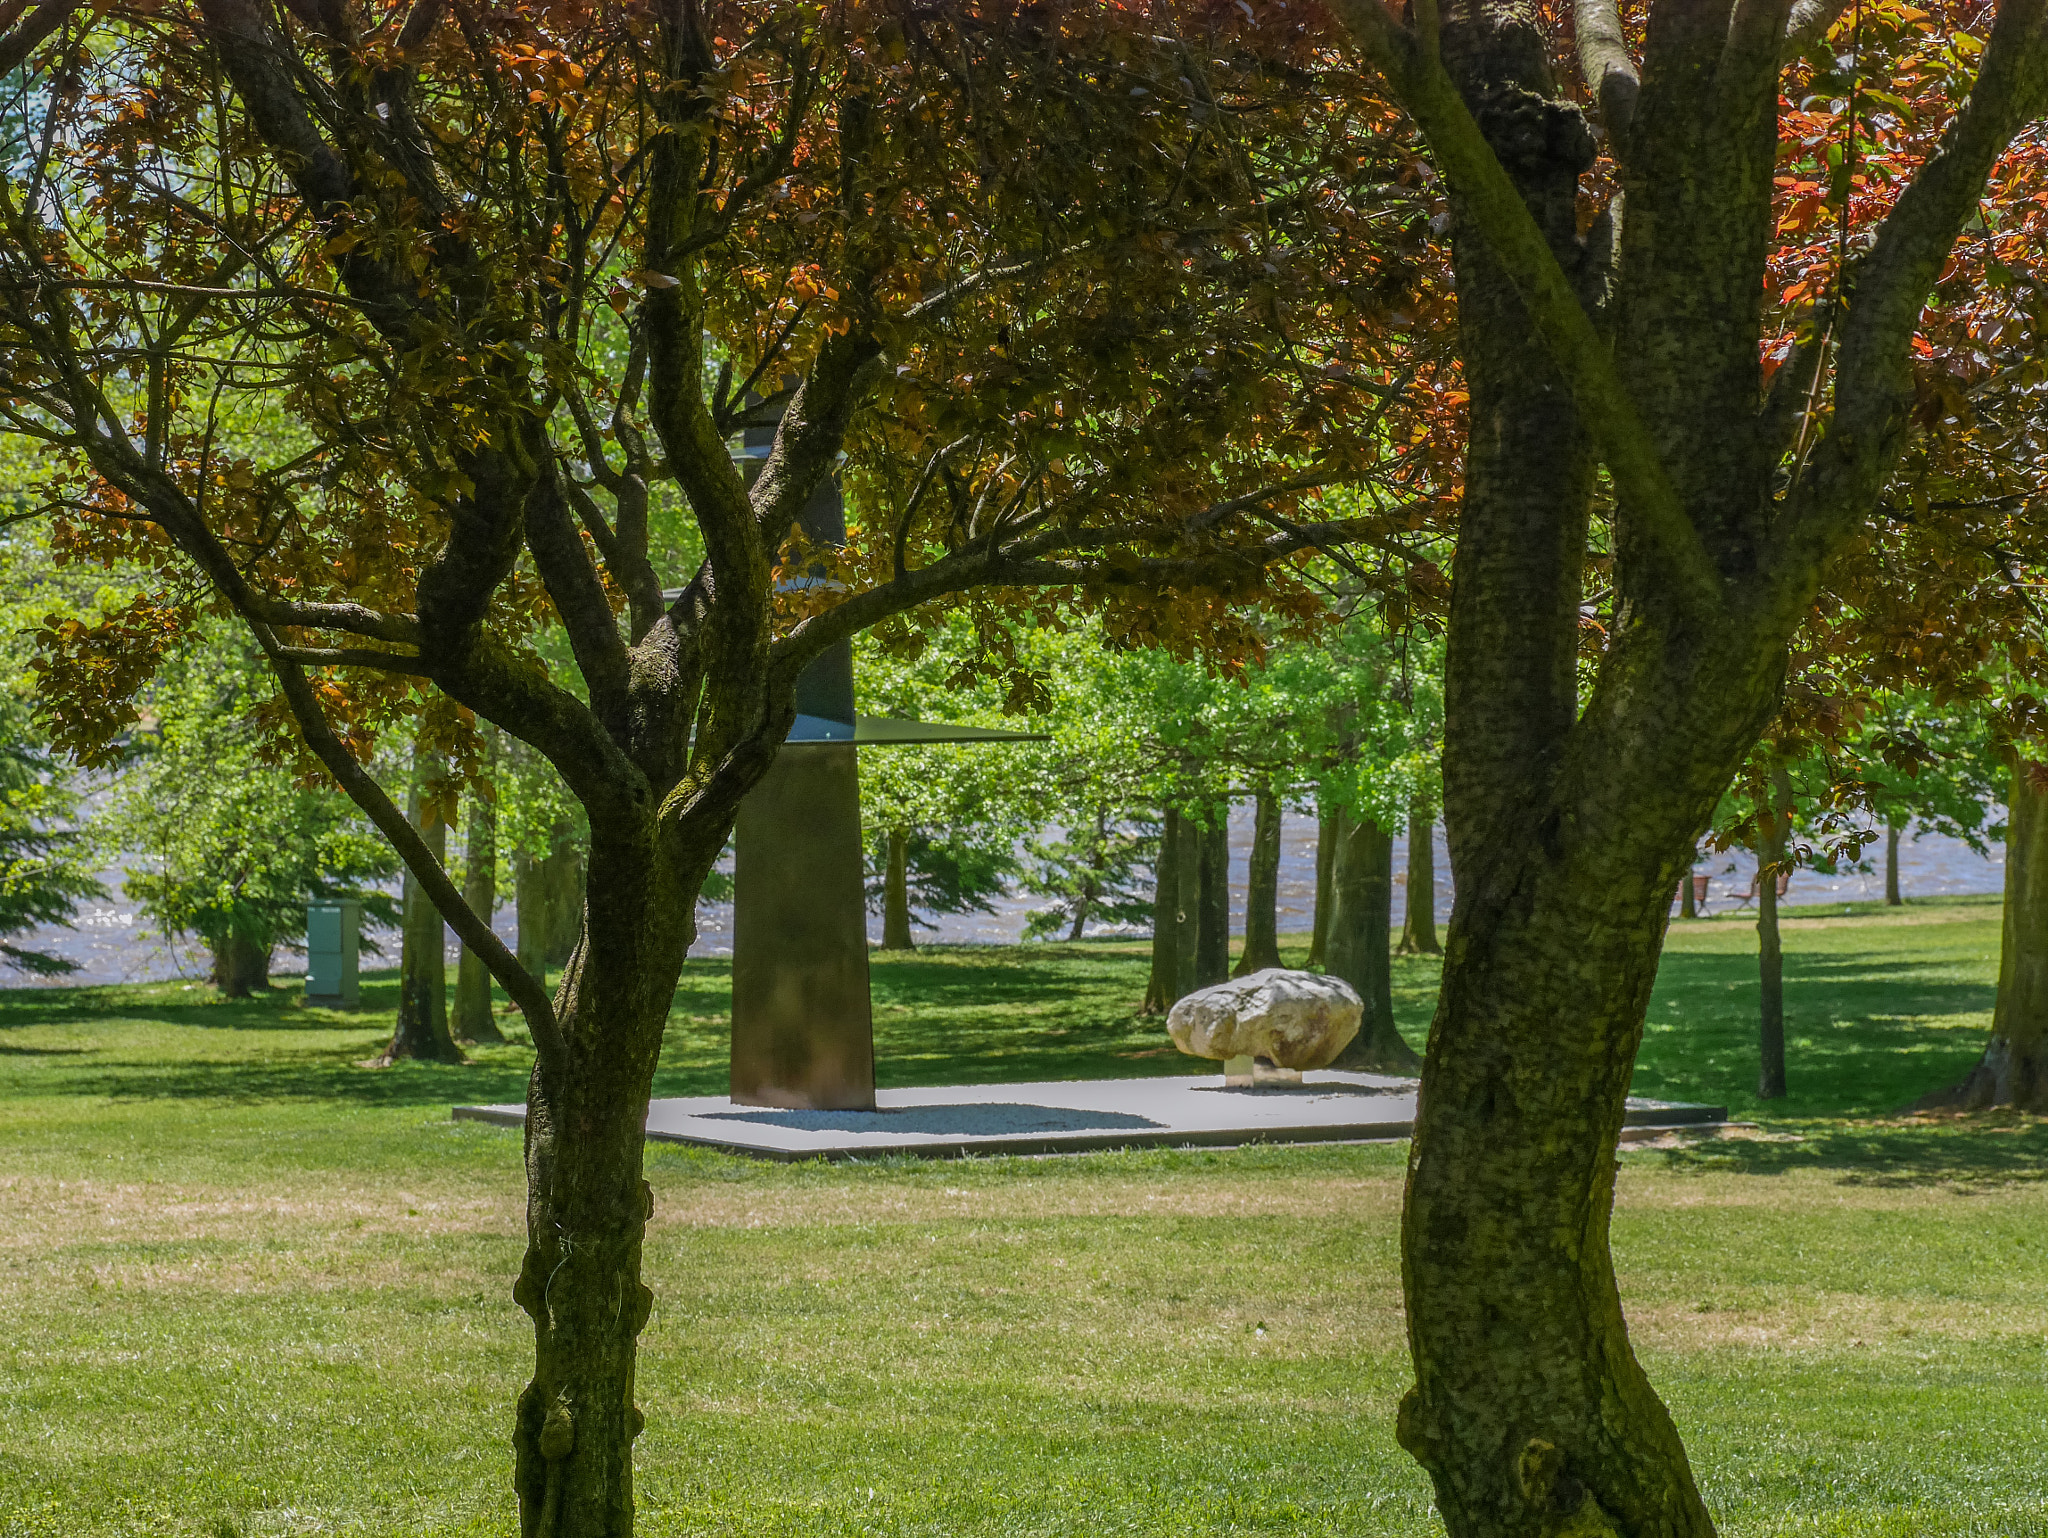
0 904 2043 1536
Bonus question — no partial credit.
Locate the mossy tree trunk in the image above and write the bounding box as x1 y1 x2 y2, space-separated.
210 931 272 997
880 827 915 951
1396 802 1441 955
453 731 504 1044
1306 807 1335 969
1194 810 1231 989
1327 810 1417 1071
1144 806 1188 1012
1235 789 1285 975
1920 749 2048 1111
516 819 585 988
388 750 461 1065
1322 0 2048 1523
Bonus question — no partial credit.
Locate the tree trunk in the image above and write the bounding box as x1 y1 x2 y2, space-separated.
387 750 461 1065
210 931 272 997
1917 750 2048 1111
1396 803 1441 955
1885 818 1904 905
517 819 586 986
1144 806 1186 1013
1327 810 1416 1071
1193 809 1231 988
1306 807 1335 969
1756 766 1791 1101
880 826 915 950
1386 13 1754 1524
453 733 505 1044
511 823 699 1538
1234 789 1284 975
1066 807 1108 942
1679 853 1698 919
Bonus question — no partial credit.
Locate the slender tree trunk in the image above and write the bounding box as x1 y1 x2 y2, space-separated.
210 931 272 997
517 819 585 986
1885 818 1904 905
453 732 504 1044
1144 806 1186 1013
1396 802 1441 954
880 826 915 951
1327 810 1416 1071
1388 21 1748 1521
1306 807 1336 969
1067 805 1108 941
1678 848 1698 919
387 750 461 1065
1917 750 2048 1111
1756 766 1791 1101
1235 790 1284 974
511 823 698 1538
1193 809 1231 988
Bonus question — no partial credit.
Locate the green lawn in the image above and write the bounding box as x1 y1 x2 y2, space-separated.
0 903 2043 1537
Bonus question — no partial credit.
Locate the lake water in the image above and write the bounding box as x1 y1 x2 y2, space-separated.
7 805 2004 986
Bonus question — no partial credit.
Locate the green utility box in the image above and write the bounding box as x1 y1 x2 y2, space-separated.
306 900 361 1007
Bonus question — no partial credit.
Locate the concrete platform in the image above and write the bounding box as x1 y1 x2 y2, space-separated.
453 1073 1731 1162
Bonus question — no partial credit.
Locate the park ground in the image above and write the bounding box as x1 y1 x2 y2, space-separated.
1 896 2044 1537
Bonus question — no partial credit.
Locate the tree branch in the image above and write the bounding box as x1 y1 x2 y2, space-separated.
1330 0 1723 617
0 0 78 76
1772 0 2048 599
256 638 565 1065
1575 0 1640 150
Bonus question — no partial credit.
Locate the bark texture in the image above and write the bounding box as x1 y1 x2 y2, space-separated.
1306 808 1335 969
1235 789 1285 974
454 740 505 1044
1327 810 1417 1071
1145 807 1199 1011
880 827 915 951
1397 804 1441 954
1919 751 2048 1111
388 754 461 1065
516 820 585 984
1194 811 1231 988
209 932 272 997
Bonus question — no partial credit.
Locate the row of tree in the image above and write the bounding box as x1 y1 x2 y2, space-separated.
0 0 2042 1530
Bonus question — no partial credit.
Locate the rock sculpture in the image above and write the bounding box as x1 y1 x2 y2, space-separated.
1167 968 1363 1084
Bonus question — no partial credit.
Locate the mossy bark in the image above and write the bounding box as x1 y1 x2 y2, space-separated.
511 827 698 1538
209 932 272 997
388 754 461 1065
517 820 585 987
1306 808 1335 969
1144 807 1190 1012
1397 803 1441 955
1327 810 1416 1072
1235 790 1285 975
454 740 505 1044
1919 750 2048 1111
880 827 915 951
1194 811 1231 989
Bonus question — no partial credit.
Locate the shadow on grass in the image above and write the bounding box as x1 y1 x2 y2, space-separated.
1643 1117 2048 1187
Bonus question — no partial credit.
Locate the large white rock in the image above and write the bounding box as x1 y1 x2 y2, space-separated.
1166 969 1362 1071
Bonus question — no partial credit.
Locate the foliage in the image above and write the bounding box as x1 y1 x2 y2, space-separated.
98 629 400 970
0 691 100 975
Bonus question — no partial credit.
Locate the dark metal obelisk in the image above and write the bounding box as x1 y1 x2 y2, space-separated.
728 424 876 1110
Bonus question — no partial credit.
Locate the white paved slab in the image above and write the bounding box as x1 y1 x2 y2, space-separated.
454 1072 1728 1161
